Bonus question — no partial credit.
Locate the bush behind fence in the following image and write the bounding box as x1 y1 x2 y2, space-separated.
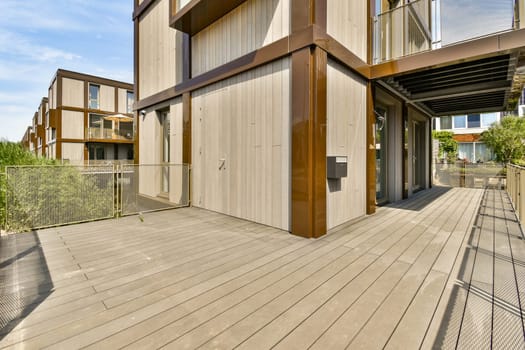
1 164 190 232
4 166 115 232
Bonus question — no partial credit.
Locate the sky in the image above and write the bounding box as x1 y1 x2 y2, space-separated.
0 0 134 142
440 0 514 46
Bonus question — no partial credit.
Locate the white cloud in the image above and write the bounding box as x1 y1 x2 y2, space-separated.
0 0 134 142
0 31 81 63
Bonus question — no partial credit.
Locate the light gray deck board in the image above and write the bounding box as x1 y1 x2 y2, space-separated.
2 188 525 349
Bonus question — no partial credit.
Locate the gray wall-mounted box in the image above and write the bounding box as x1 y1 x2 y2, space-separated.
327 156 347 179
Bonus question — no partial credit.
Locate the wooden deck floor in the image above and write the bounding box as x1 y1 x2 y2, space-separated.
1 187 524 349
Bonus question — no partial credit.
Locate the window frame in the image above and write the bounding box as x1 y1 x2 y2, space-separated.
89 83 100 110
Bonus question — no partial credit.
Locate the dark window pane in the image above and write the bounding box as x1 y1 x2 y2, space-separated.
467 114 480 128
440 116 452 129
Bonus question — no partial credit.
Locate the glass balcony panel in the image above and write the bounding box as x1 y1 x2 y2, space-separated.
440 0 514 46
373 0 520 64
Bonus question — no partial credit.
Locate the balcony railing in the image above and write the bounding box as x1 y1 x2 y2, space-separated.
373 0 431 64
507 164 525 225
373 0 522 64
86 128 134 141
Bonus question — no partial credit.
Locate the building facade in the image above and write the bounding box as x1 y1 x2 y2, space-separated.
133 0 525 238
433 113 501 162
22 70 135 165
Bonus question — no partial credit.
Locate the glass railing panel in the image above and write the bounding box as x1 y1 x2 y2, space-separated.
440 0 515 46
373 0 431 63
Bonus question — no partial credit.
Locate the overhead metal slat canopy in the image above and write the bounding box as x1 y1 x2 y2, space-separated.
372 29 525 117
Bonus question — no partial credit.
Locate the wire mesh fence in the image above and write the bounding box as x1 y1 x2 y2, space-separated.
433 162 506 189
4 165 115 232
0 164 190 232
120 164 190 216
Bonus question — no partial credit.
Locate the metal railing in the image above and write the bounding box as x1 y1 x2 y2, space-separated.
120 164 190 216
373 0 521 63
373 0 432 63
433 161 506 189
507 164 525 224
1 164 190 232
3 165 115 232
86 127 134 141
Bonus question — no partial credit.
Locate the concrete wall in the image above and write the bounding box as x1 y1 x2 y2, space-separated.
326 59 367 229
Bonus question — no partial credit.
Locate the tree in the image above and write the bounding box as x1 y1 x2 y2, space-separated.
481 115 525 164
432 130 457 162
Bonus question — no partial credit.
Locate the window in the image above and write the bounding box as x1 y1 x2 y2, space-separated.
440 116 452 129
51 128 56 140
126 91 134 114
89 113 112 139
89 84 100 109
88 144 106 160
453 115 466 128
458 142 495 162
467 114 480 128
481 113 498 127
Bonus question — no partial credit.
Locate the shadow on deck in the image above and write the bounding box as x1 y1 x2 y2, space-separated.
0 232 53 340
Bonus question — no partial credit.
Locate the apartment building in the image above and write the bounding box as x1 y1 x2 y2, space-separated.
21 126 33 152
24 97 49 157
22 70 135 164
433 113 501 162
133 0 525 238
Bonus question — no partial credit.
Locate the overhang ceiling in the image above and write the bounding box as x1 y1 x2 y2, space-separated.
379 51 525 116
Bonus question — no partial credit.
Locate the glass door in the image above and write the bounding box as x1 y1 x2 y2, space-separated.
161 111 170 195
412 120 425 192
375 107 388 203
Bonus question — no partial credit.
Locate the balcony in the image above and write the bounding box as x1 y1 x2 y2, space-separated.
373 0 522 64
170 0 248 35
85 127 134 142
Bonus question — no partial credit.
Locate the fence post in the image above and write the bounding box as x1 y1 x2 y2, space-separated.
1 170 6 232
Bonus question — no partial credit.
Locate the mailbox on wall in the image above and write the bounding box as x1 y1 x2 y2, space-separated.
327 156 348 179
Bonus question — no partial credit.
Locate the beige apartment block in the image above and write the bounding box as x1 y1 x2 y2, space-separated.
134 0 525 238
23 70 135 165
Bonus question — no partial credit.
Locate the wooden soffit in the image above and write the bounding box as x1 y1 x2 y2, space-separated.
170 0 248 35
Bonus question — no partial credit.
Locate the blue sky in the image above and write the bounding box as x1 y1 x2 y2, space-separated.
0 0 133 142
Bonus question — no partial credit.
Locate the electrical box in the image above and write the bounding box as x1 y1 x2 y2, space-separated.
327 156 347 179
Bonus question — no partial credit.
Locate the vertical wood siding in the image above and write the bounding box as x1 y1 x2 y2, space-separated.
191 0 290 76
62 78 84 109
61 111 84 140
192 58 290 230
326 59 367 229
327 0 368 62
138 0 183 99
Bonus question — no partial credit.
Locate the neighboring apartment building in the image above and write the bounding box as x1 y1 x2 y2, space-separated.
24 97 49 157
21 126 33 152
133 0 525 238
433 113 501 162
22 70 135 164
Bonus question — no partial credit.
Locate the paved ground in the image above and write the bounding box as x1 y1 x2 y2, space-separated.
0 187 524 349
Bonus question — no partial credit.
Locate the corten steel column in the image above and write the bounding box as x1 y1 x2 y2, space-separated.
182 32 192 205
366 82 376 214
291 0 327 238
291 46 327 239
133 0 140 164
